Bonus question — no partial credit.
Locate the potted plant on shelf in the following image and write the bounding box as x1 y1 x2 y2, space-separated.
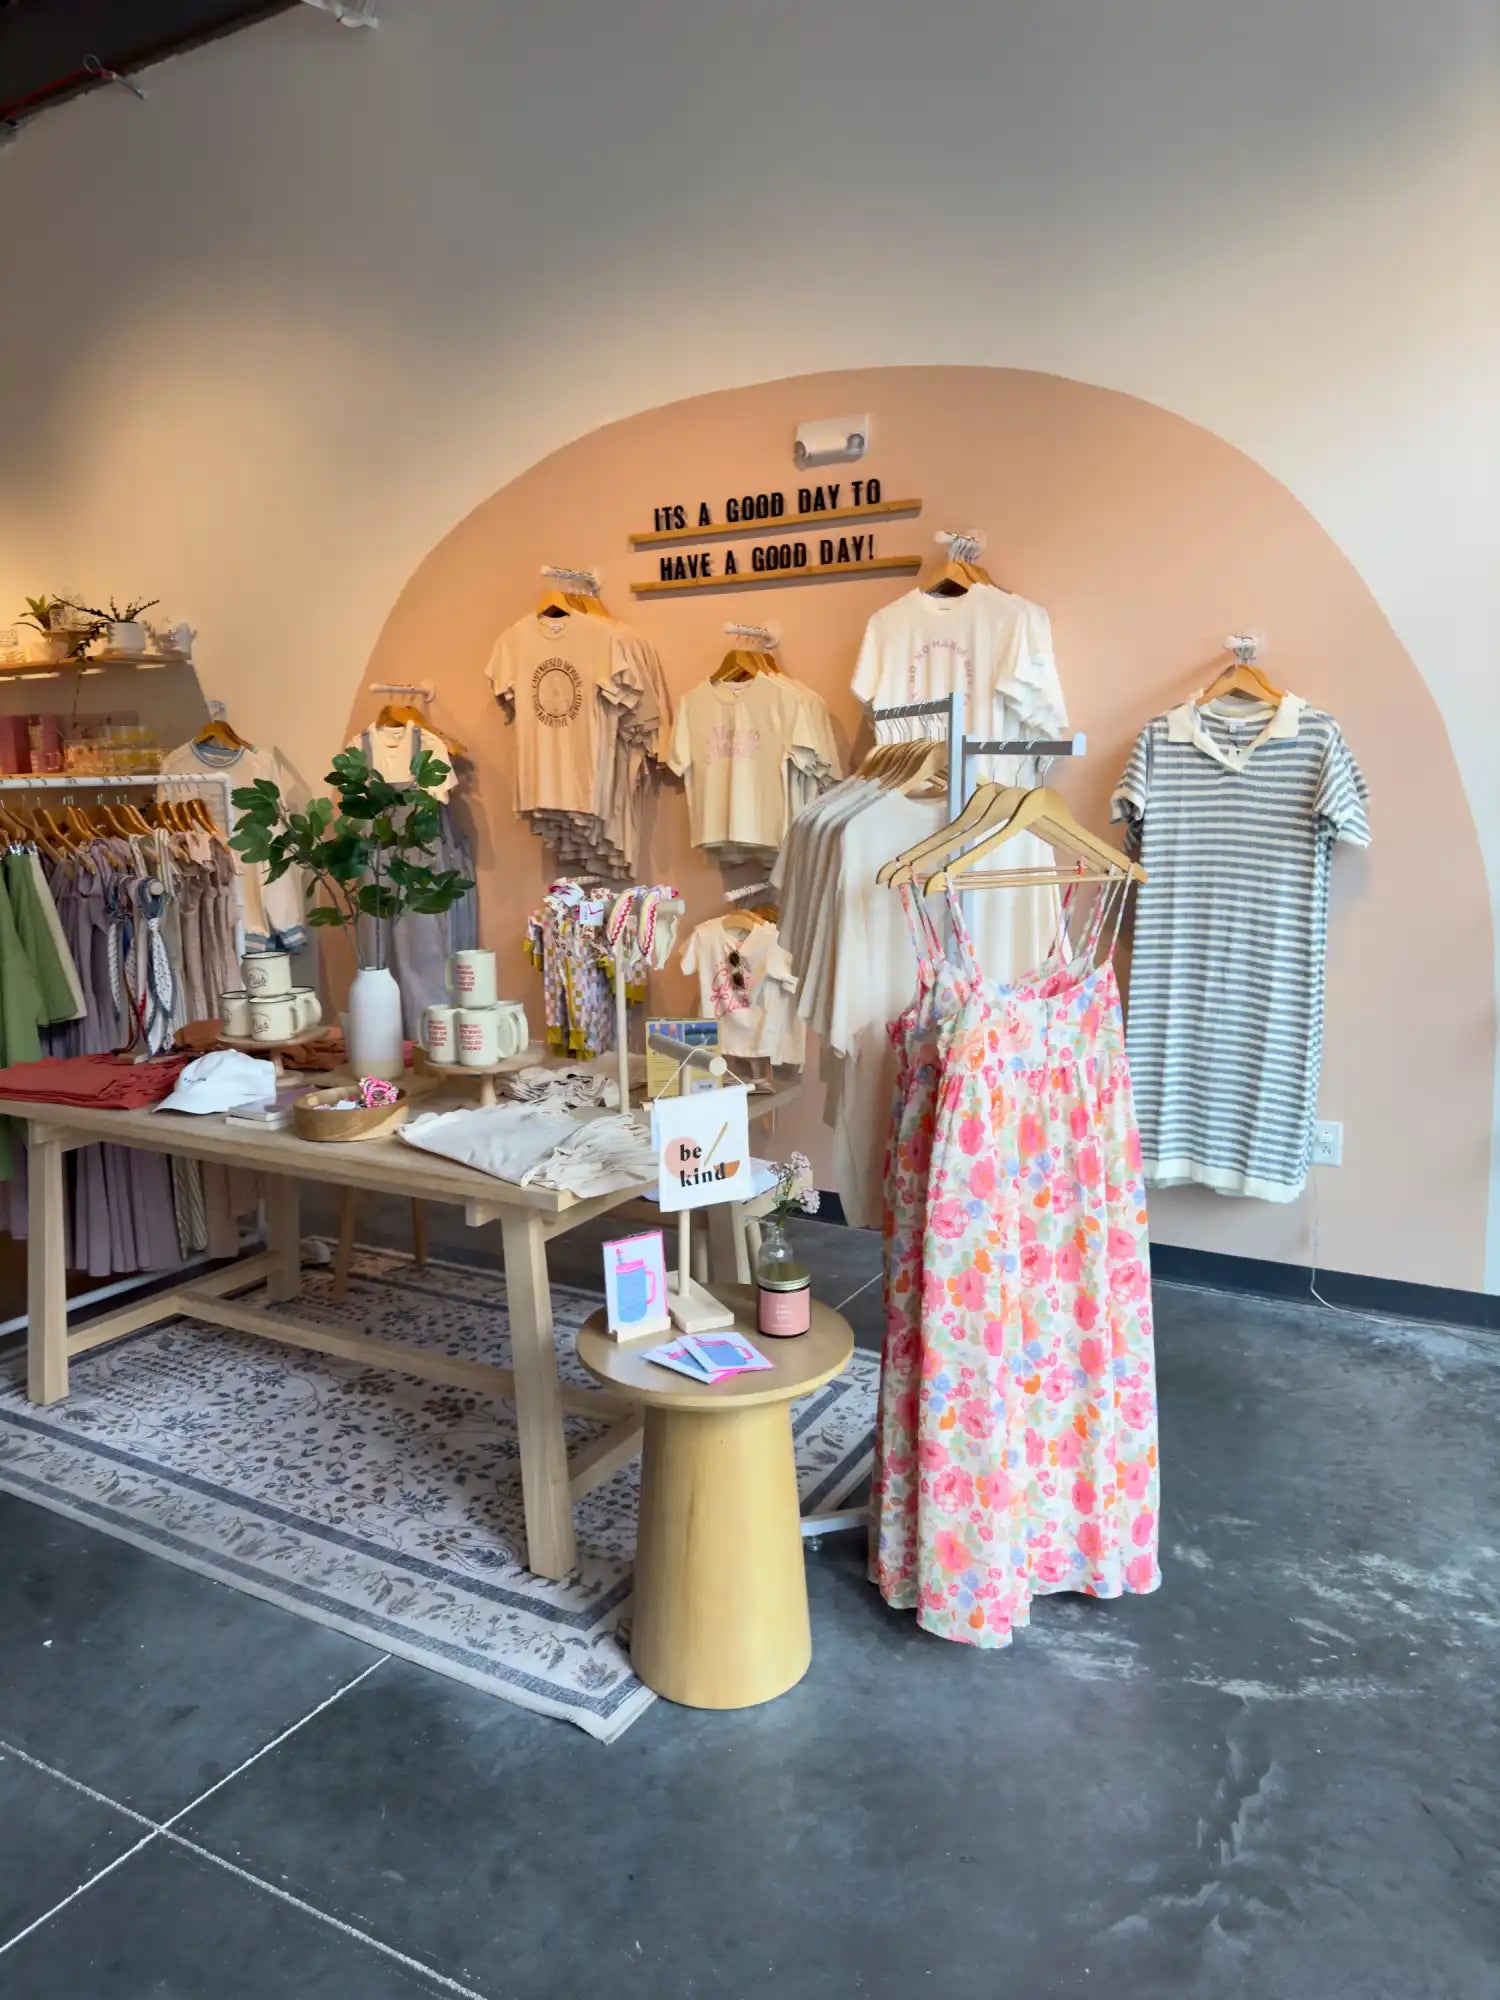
67 596 161 658
16 596 103 666
230 745 474 1079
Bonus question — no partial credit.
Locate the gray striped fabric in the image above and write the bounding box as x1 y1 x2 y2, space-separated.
1111 696 1369 1202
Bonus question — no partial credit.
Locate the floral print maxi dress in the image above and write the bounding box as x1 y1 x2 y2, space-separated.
869 891 1160 1647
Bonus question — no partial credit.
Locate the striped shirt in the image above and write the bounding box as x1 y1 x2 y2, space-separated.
1111 695 1370 1202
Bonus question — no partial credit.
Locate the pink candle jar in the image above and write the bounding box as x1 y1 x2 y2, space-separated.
756 1267 812 1338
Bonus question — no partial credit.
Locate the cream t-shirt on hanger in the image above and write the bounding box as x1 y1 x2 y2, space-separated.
669 675 839 854
852 582 1067 772
486 611 628 815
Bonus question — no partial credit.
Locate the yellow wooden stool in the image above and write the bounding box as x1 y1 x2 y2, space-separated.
577 1284 853 1710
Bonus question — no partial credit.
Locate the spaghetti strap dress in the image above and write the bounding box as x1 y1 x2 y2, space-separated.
869 886 960 1605
872 882 1161 1646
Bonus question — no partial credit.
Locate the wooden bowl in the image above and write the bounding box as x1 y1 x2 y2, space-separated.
291 1085 410 1144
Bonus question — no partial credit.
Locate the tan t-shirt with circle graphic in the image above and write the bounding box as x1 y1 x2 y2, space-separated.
485 612 628 815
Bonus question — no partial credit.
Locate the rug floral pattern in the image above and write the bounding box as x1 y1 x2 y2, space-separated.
0 1248 877 1741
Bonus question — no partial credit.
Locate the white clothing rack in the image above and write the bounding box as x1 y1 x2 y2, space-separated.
368 680 434 701
0 772 236 832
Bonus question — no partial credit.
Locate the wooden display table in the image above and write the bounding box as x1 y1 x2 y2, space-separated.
9 1071 801 1584
577 1286 854 1711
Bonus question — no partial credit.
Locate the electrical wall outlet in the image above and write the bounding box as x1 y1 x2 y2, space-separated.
1312 1120 1344 1167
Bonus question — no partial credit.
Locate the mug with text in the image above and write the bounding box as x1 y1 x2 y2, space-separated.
423 1003 458 1064
220 989 251 1037
447 950 497 1007
250 994 297 1042
242 951 292 997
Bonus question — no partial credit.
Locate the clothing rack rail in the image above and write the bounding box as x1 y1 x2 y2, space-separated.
0 771 236 835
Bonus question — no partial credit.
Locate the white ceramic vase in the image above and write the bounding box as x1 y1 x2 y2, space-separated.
347 966 404 1081
107 620 147 657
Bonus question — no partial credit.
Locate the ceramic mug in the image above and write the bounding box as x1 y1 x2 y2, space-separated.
447 949 497 1007
457 1005 504 1066
423 1003 457 1064
249 993 297 1042
220 989 251 1037
493 1000 528 1058
242 951 292 997
290 987 321 1033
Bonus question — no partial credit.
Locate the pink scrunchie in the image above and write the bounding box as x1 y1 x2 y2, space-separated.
357 1076 401 1109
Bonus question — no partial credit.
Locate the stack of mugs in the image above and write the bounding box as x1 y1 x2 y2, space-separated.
422 951 529 1067
221 953 321 1044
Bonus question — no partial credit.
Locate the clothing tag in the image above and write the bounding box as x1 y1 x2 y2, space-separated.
578 897 606 929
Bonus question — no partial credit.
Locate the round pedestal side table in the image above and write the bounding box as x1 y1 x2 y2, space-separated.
576 1283 854 1711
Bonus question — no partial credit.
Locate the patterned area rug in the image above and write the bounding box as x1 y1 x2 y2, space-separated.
0 1247 877 1742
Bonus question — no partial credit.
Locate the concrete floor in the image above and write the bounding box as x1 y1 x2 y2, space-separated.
0 1203 1496 1998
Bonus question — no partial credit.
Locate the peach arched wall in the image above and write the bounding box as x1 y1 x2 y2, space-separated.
349 366 1493 1292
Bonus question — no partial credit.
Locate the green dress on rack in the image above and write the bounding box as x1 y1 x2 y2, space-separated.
5 852 79 1026
0 865 48 1179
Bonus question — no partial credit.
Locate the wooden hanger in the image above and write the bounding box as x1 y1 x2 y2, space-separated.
1195 653 1284 707
878 781 1030 886
921 786 1145 893
920 550 994 599
193 712 254 754
372 701 468 763
858 736 948 793
720 909 761 936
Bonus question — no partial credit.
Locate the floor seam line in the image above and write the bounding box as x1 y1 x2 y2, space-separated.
158 1829 494 2000
0 1737 160 1832
161 1652 391 1833
0 1828 161 1959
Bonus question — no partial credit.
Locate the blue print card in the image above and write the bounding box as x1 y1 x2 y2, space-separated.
602 1231 671 1341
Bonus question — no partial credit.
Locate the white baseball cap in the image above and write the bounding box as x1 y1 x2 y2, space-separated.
154 1050 279 1117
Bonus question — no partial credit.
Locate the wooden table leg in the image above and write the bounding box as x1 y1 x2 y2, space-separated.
500 1208 577 1580
631 1400 811 1708
265 1174 302 1303
409 1200 428 1267
26 1134 68 1405
330 1186 358 1302
705 1201 751 1286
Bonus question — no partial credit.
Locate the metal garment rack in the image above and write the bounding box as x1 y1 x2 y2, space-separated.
0 770 247 1340
867 690 1088 927
801 693 1089 1545
0 770 237 830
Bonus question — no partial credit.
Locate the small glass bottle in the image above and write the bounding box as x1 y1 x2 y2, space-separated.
755 1219 812 1338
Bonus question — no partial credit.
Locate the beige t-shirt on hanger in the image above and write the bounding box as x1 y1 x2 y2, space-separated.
486 611 627 816
670 675 839 854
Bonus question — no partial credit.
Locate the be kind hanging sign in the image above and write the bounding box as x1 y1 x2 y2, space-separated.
652 1085 753 1213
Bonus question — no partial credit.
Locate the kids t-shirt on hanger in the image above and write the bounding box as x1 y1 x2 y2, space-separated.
679 916 805 1065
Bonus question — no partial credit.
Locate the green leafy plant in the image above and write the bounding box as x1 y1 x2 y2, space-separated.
17 596 105 658
17 595 66 633
67 595 160 625
230 746 473 971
